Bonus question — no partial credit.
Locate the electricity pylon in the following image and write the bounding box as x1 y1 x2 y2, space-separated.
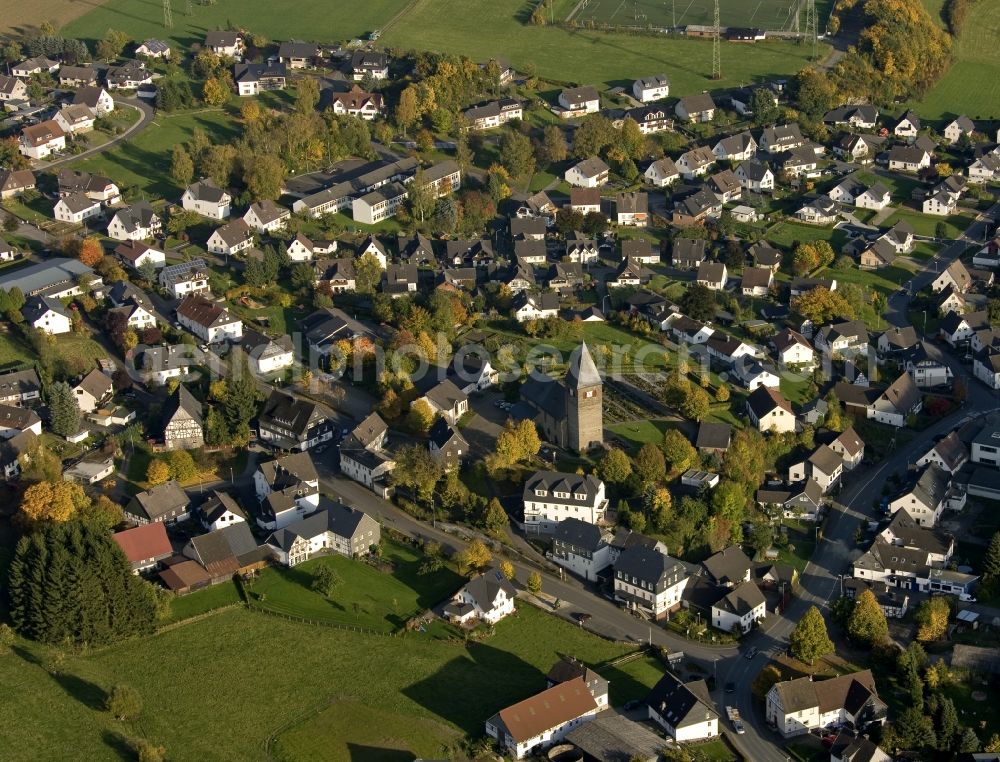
711 0 721 80
163 0 173 28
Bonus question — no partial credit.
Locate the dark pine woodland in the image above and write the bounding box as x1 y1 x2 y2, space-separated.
7 521 157 646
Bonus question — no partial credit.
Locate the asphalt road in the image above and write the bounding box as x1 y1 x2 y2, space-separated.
34 97 154 170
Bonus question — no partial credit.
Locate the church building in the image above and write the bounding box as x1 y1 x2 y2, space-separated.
521 342 603 453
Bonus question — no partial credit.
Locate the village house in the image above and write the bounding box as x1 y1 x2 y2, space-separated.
695 261 727 290
59 65 98 87
759 123 805 153
672 187 722 226
676 146 716 179
107 202 161 242
54 104 96 136
159 259 210 299
233 62 286 96
888 464 960 527
565 157 609 188
176 294 243 343
53 193 101 224
21 296 72 335
617 104 672 135
522 470 607 534
814 320 869 356
198 490 247 532
931 260 973 293
0 168 35 200
943 115 975 144
136 39 171 59
772 328 815 369
558 86 600 117
916 431 968 473
277 40 320 68
448 572 517 626
244 200 291 233
616 192 648 227
713 131 757 162
736 160 775 192
239 330 294 375
253 451 320 530
550 518 612 581
257 389 333 451
350 50 388 80
19 120 66 160
671 238 706 270
823 104 879 130
12 56 58 77
418 378 468 425
161 385 204 451
0 74 28 102
207 218 254 256
644 157 680 187
112 523 173 573
0 369 40 406
114 241 166 271
746 386 795 433
181 179 232 219
464 98 523 130
427 417 467 471
325 85 383 120
125 481 190 525
338 412 394 491
204 31 244 59
902 341 953 387
0 403 42 439
72 369 113 414
265 503 380 566
894 110 921 139
485 677 599 759
712 578 767 633
789 444 843 493
674 93 715 123
73 84 114 113
766 671 886 738
633 74 670 102
614 545 688 619
105 60 153 90
795 195 838 224
645 672 719 742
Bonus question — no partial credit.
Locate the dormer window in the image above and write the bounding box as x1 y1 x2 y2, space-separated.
574 493 586 500
535 489 546 497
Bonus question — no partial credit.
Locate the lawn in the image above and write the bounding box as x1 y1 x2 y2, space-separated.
916 0 1000 119
69 109 239 199
247 539 464 632
605 418 678 450
382 0 826 95
572 0 832 31
881 207 974 239
765 220 847 249
164 579 242 623
0 603 659 761
61 0 409 50
852 170 921 201
0 331 37 370
777 519 817 574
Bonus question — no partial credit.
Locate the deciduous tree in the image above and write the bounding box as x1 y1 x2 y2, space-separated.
107 684 142 720
458 539 492 575
598 447 633 484
527 571 542 594
847 588 889 646
789 605 834 665
915 596 949 642
77 237 104 267
146 459 170 486
662 429 696 474
634 442 666 484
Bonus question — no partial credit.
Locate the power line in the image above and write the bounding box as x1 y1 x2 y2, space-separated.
711 0 721 80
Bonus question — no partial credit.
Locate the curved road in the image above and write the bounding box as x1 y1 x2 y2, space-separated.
33 96 155 170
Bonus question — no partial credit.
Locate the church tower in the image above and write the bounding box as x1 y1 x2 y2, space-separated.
565 342 603 452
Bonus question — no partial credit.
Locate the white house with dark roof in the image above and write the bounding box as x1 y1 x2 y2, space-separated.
339 412 395 492
447 571 517 625
207 218 254 256
159 259 209 298
73 86 115 115
428 417 467 471
239 330 293 375
243 200 291 233
418 378 468 425
204 31 244 59
181 179 231 219
257 389 333 451
766 671 886 738
613 545 688 619
644 157 679 187
633 74 670 102
265 503 380 566
53 192 101 224
136 39 171 59
746 386 794 433
788 444 843 493
736 159 774 192
125 481 190 525
674 93 715 123
107 202 161 241
54 104 96 136
22 296 72 335
114 241 166 271
916 431 968 474
558 86 600 116
522 471 607 534
888 464 959 527
565 157 609 188
645 672 718 742
73 368 113 414
943 115 975 144
253 451 319 530
199 490 247 531
19 120 66 160
712 578 767 633
0 403 42 439
551 517 612 581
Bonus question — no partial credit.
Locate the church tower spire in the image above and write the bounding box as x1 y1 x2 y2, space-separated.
565 342 603 452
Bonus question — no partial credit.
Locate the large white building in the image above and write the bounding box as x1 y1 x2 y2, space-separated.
522 471 607 533
613 545 688 619
766 671 886 738
252 451 319 530
645 672 719 742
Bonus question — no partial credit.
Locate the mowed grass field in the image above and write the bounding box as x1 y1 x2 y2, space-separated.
69 108 238 198
572 0 832 32
382 0 826 93
916 0 1000 119
0 605 664 761
60 0 409 48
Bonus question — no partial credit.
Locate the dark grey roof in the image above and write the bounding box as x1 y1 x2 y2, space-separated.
553 517 606 553
187 522 261 568
0 258 95 297
463 571 517 613
646 672 718 728
564 711 664 762
615 545 686 589
524 470 603 507
200 490 247 524
702 545 752 586
712 578 766 616
22 295 70 323
128 481 188 522
185 179 228 204
0 368 40 399
163 384 203 427
428 416 466 451
265 503 377 552
259 389 324 438
696 421 731 450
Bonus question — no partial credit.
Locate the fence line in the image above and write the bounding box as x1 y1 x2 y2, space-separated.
244 602 398 637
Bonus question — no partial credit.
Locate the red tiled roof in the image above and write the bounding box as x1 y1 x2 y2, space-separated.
112 522 171 563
